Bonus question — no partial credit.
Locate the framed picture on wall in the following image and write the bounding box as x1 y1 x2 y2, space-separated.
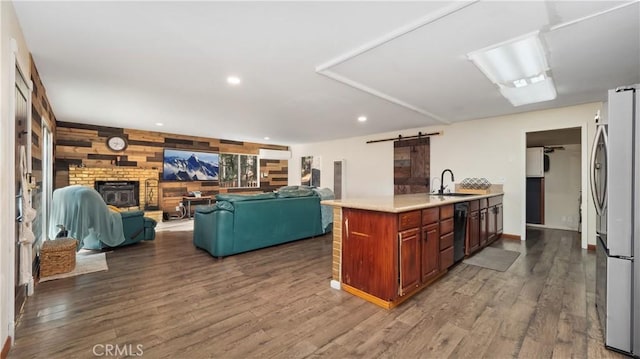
311 156 321 187
301 156 312 186
301 156 321 186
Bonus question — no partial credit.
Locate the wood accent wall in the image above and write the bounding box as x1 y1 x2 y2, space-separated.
30 55 57 184
55 122 289 214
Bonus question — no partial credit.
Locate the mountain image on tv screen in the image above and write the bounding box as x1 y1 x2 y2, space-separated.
163 149 219 181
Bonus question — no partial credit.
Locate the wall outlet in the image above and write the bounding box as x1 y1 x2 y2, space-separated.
175 206 181 211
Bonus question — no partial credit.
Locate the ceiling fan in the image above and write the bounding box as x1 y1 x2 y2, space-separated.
543 146 565 153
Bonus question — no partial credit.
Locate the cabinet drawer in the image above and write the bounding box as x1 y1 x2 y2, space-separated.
440 218 454 234
399 211 421 231
422 207 439 225
488 195 503 207
440 247 454 271
440 232 453 250
469 200 479 212
440 204 454 219
480 198 488 209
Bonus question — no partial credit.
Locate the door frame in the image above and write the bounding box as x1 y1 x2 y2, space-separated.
40 119 54 243
521 123 590 249
7 38 33 342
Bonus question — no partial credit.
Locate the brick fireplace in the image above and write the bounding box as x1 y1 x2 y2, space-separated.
68 167 158 210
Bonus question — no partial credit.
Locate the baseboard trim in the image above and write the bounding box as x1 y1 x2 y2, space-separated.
501 233 521 241
1 336 11 359
526 223 580 232
587 244 596 251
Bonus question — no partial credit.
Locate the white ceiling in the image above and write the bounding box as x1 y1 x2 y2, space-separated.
13 1 640 145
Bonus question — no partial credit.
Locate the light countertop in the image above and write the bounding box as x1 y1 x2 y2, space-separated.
321 192 503 213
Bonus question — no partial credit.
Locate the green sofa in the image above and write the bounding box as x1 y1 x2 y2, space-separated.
193 191 328 257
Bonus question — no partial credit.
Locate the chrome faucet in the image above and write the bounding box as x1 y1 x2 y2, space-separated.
439 169 454 195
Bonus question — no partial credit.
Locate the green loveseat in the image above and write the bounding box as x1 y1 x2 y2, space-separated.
193 190 328 257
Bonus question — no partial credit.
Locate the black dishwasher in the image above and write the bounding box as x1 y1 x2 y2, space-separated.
453 202 469 263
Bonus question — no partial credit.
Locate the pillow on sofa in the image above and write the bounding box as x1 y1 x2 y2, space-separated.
278 185 314 191
215 192 277 202
196 202 235 213
276 186 315 198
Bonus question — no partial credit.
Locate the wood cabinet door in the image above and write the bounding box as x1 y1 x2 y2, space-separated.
487 206 497 243
399 228 421 295
467 210 480 254
342 208 398 301
421 223 439 283
480 208 488 247
496 203 503 236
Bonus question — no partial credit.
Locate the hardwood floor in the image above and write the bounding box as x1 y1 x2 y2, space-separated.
10 227 624 358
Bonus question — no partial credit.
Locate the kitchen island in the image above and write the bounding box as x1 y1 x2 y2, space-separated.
322 192 504 308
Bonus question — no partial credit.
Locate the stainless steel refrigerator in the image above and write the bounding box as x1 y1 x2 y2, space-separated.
592 84 639 356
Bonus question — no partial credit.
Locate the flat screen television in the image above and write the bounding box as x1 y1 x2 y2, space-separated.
162 149 219 181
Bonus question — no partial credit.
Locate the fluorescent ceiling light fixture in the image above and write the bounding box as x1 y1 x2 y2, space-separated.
513 79 528 88
226 76 241 85
500 77 557 107
468 32 557 106
357 116 367 122
263 136 270 140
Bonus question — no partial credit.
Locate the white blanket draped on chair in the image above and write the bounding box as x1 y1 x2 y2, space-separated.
18 145 36 295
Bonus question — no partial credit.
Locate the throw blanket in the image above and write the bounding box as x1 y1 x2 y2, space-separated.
312 187 335 231
49 185 126 248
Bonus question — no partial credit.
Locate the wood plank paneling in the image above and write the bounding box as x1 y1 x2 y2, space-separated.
30 55 57 185
56 122 289 214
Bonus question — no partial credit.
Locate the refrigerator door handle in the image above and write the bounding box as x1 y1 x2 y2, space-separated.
590 122 608 215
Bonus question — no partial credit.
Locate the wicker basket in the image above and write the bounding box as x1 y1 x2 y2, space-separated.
40 238 78 277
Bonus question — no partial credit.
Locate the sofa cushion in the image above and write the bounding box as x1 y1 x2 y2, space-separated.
276 185 315 198
215 192 276 202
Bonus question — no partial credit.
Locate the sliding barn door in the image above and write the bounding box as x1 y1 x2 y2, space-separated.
394 138 430 195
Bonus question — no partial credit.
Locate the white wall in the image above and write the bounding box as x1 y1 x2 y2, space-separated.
290 134 395 198
290 102 601 248
543 144 581 230
1 0 32 346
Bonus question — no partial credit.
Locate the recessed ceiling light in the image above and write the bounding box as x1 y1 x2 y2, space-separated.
264 136 270 140
357 116 367 122
155 122 164 126
227 76 241 85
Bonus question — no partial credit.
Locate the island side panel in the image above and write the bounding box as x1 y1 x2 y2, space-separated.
341 208 399 301
332 207 342 282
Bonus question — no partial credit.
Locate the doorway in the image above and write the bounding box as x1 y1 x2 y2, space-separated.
526 127 582 232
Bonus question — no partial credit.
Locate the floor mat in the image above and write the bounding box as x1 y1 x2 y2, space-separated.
463 246 520 272
40 252 108 282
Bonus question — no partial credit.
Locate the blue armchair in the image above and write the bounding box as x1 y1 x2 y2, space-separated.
49 185 156 250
